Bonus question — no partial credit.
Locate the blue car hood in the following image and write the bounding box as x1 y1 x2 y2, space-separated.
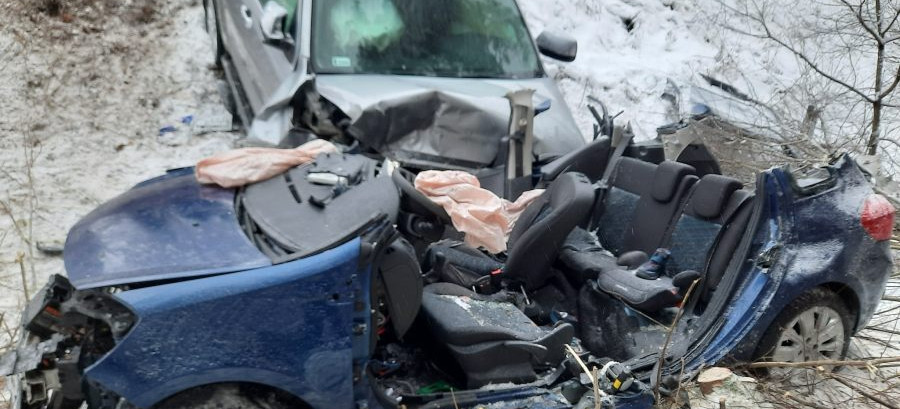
64 169 271 289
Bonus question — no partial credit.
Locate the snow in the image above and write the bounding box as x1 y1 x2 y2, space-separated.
519 0 720 140
0 0 898 406
520 0 899 180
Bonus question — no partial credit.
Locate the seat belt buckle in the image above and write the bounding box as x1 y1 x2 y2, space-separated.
472 269 504 293
488 268 505 290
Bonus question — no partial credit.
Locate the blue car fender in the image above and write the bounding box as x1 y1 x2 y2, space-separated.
83 239 364 409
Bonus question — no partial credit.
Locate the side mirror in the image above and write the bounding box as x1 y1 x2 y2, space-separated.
536 31 577 62
260 1 289 43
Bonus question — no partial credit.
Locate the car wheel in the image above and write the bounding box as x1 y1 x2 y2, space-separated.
204 0 224 67
159 384 291 409
755 288 852 368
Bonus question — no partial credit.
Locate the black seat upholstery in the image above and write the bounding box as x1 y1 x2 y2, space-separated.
595 174 753 311
376 238 423 339
425 172 595 291
421 283 575 387
560 159 698 282
417 173 590 387
539 136 612 184
506 172 595 290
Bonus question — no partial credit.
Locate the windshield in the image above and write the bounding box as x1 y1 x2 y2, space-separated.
312 0 543 78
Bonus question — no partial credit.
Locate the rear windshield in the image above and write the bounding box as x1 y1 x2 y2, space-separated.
312 0 542 78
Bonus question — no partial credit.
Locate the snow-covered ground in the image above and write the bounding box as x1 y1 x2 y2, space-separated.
520 0 720 140
0 0 898 407
0 0 235 346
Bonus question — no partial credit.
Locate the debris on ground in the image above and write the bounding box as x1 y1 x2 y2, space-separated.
0 0 237 359
697 367 733 395
686 372 773 409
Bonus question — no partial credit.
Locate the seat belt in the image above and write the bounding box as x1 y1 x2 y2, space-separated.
589 123 635 230
505 89 535 200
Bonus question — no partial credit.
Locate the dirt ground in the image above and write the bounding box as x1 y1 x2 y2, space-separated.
0 1 899 408
0 0 236 328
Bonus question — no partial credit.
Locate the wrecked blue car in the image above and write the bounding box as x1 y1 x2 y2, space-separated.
1 141 895 408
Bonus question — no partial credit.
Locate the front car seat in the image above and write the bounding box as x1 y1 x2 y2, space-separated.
421 283 574 387
425 172 595 291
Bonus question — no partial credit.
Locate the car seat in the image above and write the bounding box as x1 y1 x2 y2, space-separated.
420 282 575 387
425 172 595 291
559 159 698 282
595 175 754 312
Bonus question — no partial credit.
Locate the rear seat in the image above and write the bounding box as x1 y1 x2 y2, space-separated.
560 158 698 281
595 174 754 312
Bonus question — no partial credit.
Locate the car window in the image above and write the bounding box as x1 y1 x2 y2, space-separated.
261 0 301 61
263 0 299 37
312 0 543 78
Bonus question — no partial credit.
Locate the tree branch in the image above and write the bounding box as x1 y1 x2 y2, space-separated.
746 355 900 369
829 375 900 409
757 19 875 102
840 0 884 44
878 63 900 98
883 3 900 33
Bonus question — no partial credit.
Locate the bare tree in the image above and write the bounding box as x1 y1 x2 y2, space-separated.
721 0 900 156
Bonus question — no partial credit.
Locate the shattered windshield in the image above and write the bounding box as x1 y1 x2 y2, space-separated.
312 0 543 78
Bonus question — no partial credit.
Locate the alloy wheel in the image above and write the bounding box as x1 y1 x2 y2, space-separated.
771 305 846 363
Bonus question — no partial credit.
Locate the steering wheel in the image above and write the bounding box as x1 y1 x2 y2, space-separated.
391 167 451 223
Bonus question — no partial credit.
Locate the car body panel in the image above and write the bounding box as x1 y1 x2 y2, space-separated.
315 74 584 168
674 156 893 367
213 0 587 161
723 158 892 360
83 239 362 408
216 0 299 114
8 150 893 409
64 169 271 289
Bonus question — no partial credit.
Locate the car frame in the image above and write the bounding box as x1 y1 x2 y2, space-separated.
203 0 588 172
1 138 893 409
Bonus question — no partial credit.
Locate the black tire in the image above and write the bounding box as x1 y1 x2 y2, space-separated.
158 384 291 409
755 287 853 367
204 0 224 67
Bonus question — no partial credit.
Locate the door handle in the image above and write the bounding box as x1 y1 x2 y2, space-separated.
240 5 253 29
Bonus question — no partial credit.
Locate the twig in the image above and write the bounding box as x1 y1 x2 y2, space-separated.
746 355 900 369
449 388 459 409
863 326 900 336
828 374 900 409
565 343 607 408
591 367 602 409
655 279 701 402
669 358 688 409
16 251 29 300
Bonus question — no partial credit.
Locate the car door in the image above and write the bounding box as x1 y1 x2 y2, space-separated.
218 0 300 115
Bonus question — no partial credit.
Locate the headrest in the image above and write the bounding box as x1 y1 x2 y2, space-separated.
652 161 697 202
691 175 744 219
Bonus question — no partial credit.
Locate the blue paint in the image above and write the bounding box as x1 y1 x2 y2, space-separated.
64 171 271 289
84 239 361 409
46 155 892 409
701 271 770 363
158 125 176 136
694 156 894 363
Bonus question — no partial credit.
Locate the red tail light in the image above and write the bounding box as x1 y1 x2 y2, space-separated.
861 194 895 241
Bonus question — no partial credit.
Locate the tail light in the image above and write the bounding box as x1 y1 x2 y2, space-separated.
861 194 895 241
